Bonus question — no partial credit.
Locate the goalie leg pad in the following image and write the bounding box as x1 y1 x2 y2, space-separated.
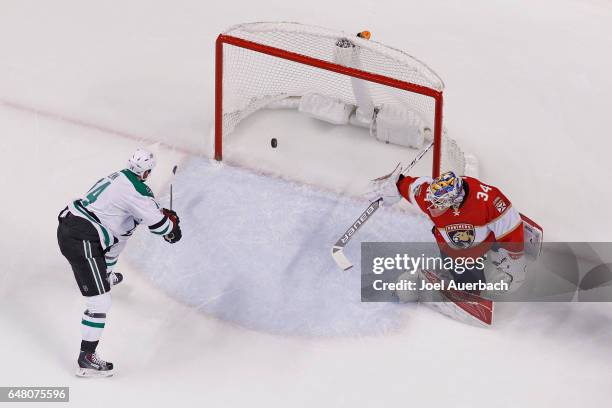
418 269 494 326
521 214 543 260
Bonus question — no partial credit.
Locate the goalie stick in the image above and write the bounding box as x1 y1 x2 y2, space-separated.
331 141 434 270
370 162 401 182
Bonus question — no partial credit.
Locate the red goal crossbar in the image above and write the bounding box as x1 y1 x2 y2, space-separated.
215 34 445 178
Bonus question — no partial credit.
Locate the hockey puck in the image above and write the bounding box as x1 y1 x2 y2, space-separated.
271 138 278 148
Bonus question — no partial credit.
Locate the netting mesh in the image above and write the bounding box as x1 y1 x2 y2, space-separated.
219 22 467 175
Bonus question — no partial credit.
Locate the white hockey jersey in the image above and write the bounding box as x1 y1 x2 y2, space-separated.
64 169 172 249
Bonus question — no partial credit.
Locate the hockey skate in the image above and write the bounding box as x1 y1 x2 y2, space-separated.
76 351 114 377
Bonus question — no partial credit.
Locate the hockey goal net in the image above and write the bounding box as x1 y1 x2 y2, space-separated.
215 22 470 177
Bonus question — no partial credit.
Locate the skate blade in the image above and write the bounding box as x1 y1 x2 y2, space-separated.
76 367 114 378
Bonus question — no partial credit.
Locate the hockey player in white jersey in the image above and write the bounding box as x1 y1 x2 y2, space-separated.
57 148 182 377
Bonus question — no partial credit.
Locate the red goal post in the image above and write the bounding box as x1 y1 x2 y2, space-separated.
215 22 468 178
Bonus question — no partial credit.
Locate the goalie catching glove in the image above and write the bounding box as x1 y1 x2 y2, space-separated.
366 163 404 206
162 208 182 244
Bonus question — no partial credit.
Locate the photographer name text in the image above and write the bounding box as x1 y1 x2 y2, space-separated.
373 278 508 292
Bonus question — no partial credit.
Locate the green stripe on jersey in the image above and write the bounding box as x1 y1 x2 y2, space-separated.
121 169 154 198
74 201 111 248
84 241 105 294
150 218 171 234
152 224 170 235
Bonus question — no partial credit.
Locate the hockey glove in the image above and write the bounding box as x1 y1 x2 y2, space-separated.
162 208 182 244
366 163 404 206
164 226 182 244
162 208 180 225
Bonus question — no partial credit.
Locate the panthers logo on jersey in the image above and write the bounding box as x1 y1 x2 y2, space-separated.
445 223 476 248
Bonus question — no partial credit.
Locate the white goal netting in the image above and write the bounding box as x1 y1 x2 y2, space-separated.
217 22 471 176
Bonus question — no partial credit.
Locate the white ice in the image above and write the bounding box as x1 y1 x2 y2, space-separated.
126 158 433 336
1 0 612 407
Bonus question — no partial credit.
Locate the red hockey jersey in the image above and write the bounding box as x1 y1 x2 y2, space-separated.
396 176 524 259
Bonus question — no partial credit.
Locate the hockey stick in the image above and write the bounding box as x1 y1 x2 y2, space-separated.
331 141 434 270
166 165 178 241
370 162 401 182
170 165 178 210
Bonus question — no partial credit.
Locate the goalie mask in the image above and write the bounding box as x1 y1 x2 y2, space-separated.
426 171 464 215
128 148 156 181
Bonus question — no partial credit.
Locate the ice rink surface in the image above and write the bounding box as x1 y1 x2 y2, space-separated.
126 157 432 336
1 0 612 406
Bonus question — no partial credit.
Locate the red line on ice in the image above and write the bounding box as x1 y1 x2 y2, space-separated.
0 99 197 156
